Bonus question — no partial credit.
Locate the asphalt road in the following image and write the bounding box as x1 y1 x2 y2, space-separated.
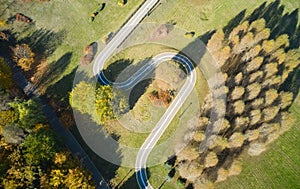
93 0 160 75
134 54 196 189
96 52 196 188
92 0 198 188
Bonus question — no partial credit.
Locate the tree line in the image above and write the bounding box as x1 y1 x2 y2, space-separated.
173 15 299 189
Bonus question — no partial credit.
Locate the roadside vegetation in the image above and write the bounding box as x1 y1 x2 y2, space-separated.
0 59 94 188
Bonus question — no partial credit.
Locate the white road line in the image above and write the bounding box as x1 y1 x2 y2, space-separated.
92 1 198 188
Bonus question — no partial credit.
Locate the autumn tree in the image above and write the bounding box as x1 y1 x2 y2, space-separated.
70 81 128 124
204 151 218 168
12 44 35 71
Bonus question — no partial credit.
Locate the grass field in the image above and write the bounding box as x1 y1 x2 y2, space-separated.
2 0 299 188
0 0 144 100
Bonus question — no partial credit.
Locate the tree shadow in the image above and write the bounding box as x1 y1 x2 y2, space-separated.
128 79 153 109
121 168 151 189
20 28 65 58
223 9 246 37
103 59 133 82
70 111 123 186
37 52 72 95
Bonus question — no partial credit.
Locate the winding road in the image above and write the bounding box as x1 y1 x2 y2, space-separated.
93 0 197 188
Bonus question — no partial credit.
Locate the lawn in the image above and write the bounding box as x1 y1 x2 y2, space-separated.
0 0 144 100
2 0 299 188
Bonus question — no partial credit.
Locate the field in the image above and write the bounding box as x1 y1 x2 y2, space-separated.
1 0 299 188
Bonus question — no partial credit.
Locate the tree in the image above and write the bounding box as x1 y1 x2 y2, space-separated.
249 109 261 125
0 87 11 111
230 86 245 101
249 19 266 33
176 145 199 162
246 82 261 100
0 57 14 90
262 106 279 122
274 34 289 50
242 45 261 62
2 124 25 144
251 98 264 109
245 129 259 141
69 81 95 115
262 39 275 54
178 161 203 182
9 98 45 130
278 91 293 110
204 151 218 168
234 117 249 132
234 72 243 85
48 151 95 188
245 56 264 73
253 28 270 44
228 160 242 176
118 0 126 6
228 132 245 148
207 30 224 53
233 100 245 115
12 44 35 71
271 48 286 65
70 82 128 124
248 71 263 83
264 89 278 106
264 62 278 79
22 128 60 165
247 142 266 156
0 110 17 127
216 168 228 182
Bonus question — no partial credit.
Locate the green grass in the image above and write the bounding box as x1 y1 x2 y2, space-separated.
144 0 300 35
0 0 144 97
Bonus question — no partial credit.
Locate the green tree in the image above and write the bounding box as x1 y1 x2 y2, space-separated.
0 110 17 127
0 57 14 90
69 81 95 115
9 98 45 130
22 128 60 165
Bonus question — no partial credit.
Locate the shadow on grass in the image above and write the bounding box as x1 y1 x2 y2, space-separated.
70 111 122 184
128 79 153 109
38 52 72 96
121 168 151 189
20 28 65 58
103 59 133 82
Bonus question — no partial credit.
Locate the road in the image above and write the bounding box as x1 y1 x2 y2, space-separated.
93 0 160 75
92 0 197 188
134 54 196 189
95 52 196 189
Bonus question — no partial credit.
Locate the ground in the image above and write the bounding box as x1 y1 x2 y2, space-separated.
1 0 299 188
